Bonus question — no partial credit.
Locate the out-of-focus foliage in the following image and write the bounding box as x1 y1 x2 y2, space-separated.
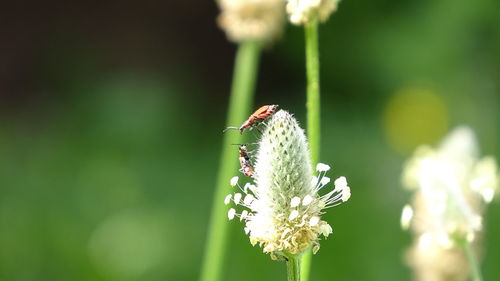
0 0 499 281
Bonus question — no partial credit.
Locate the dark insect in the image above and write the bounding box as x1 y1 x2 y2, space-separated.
238 145 255 178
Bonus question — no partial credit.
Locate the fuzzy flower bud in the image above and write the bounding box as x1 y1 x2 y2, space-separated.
217 0 286 43
401 126 498 280
286 0 340 25
226 110 350 258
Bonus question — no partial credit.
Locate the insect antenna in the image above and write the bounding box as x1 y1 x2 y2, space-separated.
230 143 258 146
223 126 240 133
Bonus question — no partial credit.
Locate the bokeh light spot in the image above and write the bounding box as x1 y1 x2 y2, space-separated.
88 210 173 279
383 87 449 154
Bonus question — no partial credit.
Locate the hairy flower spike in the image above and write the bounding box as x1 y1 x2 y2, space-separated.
217 0 286 43
225 110 350 258
286 0 340 25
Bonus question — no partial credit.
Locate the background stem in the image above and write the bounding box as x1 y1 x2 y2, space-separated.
199 40 261 281
462 239 484 281
302 19 320 281
286 254 301 281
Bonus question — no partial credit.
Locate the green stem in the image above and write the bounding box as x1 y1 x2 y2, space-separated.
302 19 320 281
199 40 261 281
461 239 483 281
305 19 321 165
286 254 301 281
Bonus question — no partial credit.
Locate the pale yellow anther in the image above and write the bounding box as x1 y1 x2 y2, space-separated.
290 196 301 208
228 208 236 220
244 194 255 205
309 216 320 226
342 186 351 202
234 193 242 204
288 210 299 221
334 176 347 192
241 210 249 221
224 194 232 205
320 176 331 186
302 195 313 206
230 176 239 187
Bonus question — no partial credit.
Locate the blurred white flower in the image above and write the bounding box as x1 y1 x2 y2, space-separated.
406 231 471 281
286 0 340 25
401 126 498 281
217 0 286 43
402 126 498 247
226 110 350 258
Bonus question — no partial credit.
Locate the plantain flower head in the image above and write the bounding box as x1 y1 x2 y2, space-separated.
401 126 499 280
217 0 286 43
225 110 350 259
286 0 340 25
401 126 498 246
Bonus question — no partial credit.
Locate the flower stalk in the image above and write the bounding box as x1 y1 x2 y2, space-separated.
460 238 483 281
199 40 261 281
302 18 320 281
305 18 321 165
286 254 302 281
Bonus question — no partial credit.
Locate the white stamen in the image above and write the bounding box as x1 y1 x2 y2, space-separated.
400 205 413 230
312 244 320 254
342 186 351 202
241 210 249 221
243 183 251 193
320 176 330 186
319 224 333 237
230 176 239 187
234 193 242 204
334 176 348 192
309 216 320 226
244 194 255 205
224 194 232 205
288 210 299 221
290 196 301 208
311 176 318 186
482 188 494 203
228 208 236 220
316 163 331 172
302 195 313 206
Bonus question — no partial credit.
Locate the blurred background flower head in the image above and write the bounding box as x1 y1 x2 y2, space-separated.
401 126 499 281
217 0 286 43
402 126 498 246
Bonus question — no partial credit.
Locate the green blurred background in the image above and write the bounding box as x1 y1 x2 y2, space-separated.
1 0 499 280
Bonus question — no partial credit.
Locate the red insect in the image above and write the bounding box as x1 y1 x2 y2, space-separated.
238 145 255 178
224 104 278 134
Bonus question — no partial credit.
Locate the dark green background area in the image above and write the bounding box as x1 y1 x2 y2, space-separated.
1 0 499 280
